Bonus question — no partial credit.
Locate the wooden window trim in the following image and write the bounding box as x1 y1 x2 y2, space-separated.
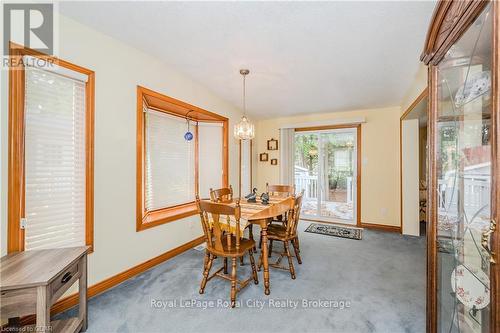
136 86 228 232
7 42 95 253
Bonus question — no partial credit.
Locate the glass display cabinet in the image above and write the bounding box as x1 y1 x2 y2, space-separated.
421 1 499 332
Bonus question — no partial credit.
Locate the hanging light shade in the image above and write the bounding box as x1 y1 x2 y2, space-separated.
234 115 255 140
234 69 255 140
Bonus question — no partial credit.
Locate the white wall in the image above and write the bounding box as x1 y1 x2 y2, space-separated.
401 63 427 113
0 16 242 287
254 107 401 227
402 119 420 236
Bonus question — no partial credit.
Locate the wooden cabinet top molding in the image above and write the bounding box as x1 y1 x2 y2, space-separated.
421 0 489 65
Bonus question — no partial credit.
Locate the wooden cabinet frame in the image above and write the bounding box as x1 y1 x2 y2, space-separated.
421 1 499 332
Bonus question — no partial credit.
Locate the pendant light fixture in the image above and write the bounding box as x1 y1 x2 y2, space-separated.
234 69 255 140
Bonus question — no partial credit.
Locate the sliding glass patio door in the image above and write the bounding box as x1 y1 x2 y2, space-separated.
294 127 358 224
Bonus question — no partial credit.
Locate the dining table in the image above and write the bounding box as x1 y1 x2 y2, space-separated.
218 195 294 295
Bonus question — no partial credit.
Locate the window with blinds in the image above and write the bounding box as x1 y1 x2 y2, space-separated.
240 140 252 195
198 123 223 198
137 86 228 230
145 110 196 210
24 65 88 250
144 110 223 209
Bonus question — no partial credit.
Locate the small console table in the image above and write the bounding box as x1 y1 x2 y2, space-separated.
1 246 89 332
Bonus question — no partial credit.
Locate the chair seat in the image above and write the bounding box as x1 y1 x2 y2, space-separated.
267 224 296 240
268 224 286 232
209 236 255 257
270 214 288 225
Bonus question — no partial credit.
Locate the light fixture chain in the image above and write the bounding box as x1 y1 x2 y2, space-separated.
243 74 246 116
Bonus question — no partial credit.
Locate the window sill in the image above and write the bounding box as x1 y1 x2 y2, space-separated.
137 202 198 232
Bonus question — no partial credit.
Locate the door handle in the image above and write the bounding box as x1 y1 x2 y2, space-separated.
481 219 496 264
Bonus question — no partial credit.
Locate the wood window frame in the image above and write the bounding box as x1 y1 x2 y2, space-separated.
7 42 95 253
136 86 228 232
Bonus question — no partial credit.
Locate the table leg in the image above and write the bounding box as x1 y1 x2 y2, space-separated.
260 221 271 295
249 224 256 252
79 255 88 331
36 286 50 333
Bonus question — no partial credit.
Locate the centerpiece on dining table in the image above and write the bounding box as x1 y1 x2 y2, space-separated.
260 192 270 205
244 188 270 205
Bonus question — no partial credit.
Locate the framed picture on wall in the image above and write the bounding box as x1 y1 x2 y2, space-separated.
267 138 278 151
271 158 278 165
259 153 269 162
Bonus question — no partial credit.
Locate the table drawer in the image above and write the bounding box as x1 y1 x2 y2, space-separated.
0 287 37 318
51 261 80 302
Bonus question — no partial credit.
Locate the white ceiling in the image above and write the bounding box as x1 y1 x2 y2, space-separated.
60 1 436 119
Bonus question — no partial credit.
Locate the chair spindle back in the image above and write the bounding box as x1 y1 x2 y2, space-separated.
210 185 233 202
266 183 295 197
286 191 304 237
196 198 241 253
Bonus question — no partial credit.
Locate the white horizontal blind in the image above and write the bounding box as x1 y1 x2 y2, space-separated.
145 110 196 210
22 56 89 82
24 66 87 250
198 122 223 199
241 140 251 195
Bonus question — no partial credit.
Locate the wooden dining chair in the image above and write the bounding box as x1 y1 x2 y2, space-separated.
258 183 296 248
258 191 304 279
209 185 233 202
196 198 258 308
266 183 295 197
209 185 253 265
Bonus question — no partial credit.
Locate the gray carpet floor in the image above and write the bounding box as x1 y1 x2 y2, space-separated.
59 222 426 333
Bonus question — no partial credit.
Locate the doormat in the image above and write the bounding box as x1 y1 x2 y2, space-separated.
304 223 362 240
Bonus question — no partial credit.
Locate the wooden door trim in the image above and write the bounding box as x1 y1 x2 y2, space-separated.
294 123 362 132
399 88 428 235
401 89 428 121
7 42 95 253
222 121 229 189
355 125 362 228
294 123 362 227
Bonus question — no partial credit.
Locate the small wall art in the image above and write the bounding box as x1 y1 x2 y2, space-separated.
267 138 278 151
